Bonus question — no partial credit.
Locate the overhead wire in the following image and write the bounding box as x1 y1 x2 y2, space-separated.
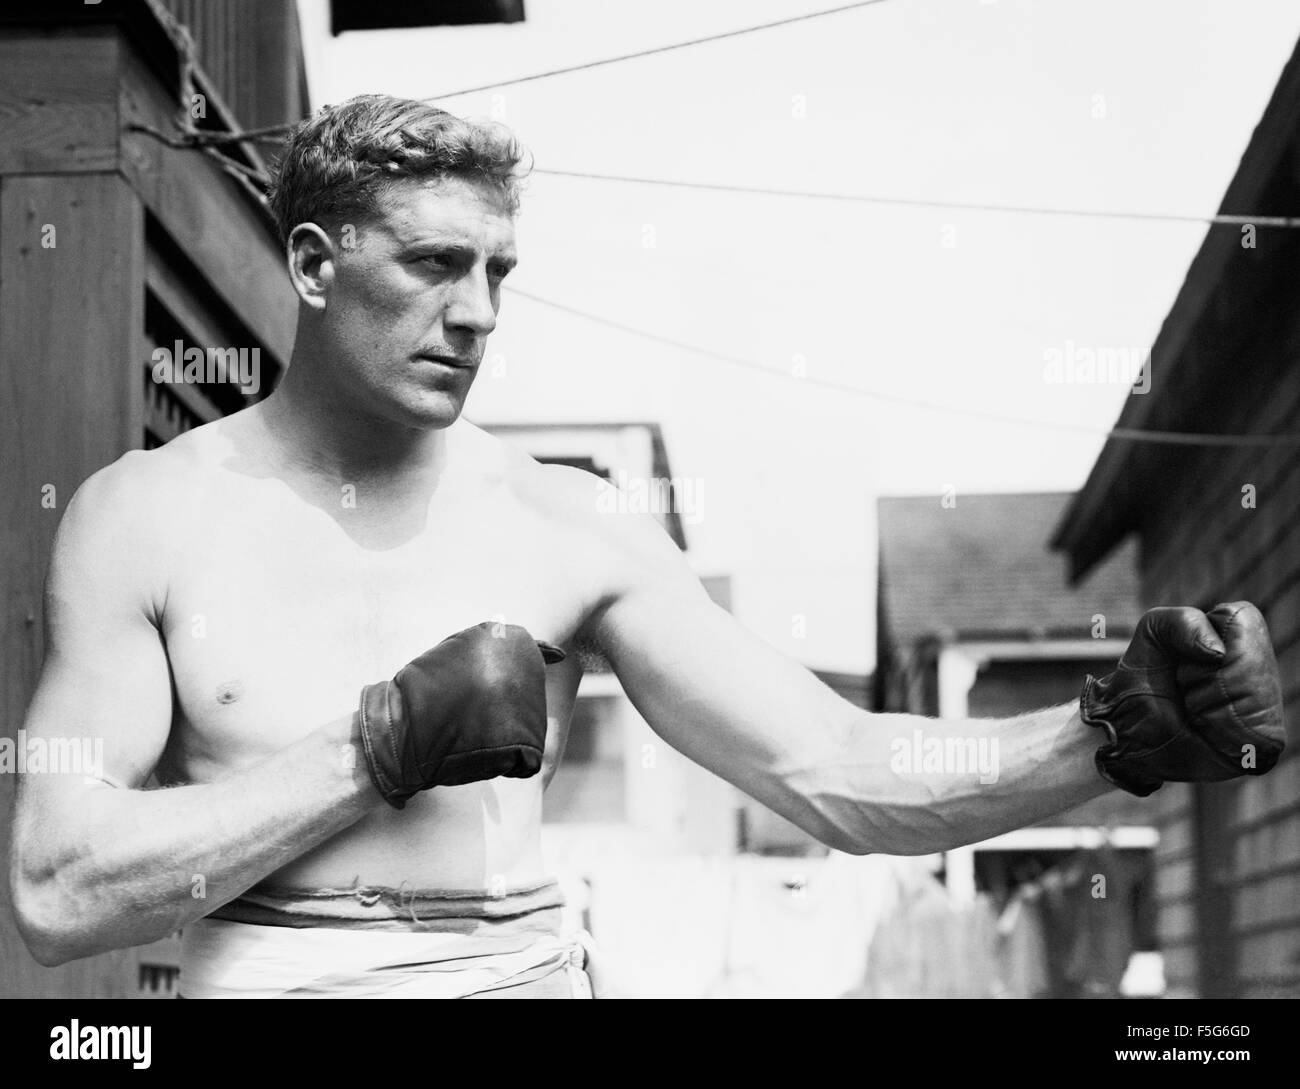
531 168 1300 229
503 285 1300 448
152 1 894 150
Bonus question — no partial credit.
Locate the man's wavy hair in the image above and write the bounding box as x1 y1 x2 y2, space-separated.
267 94 530 247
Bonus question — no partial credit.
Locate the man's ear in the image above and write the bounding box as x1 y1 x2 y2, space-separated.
286 223 336 310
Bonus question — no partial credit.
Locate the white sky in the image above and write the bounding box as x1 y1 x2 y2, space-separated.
295 0 1300 672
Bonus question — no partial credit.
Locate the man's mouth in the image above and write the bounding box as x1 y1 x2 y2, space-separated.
416 352 475 369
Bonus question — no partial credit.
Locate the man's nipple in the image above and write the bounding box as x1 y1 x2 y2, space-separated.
215 680 245 705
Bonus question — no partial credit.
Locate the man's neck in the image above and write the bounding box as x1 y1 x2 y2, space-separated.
256 357 448 491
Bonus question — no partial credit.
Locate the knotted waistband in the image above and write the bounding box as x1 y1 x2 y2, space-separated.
181 878 591 998
207 877 567 933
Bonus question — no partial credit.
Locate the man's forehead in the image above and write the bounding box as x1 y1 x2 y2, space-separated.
378 176 516 249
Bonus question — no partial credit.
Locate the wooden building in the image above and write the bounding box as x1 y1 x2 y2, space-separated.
1053 39 1300 998
0 0 307 998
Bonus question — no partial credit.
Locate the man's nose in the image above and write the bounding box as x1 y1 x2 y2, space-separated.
443 267 497 338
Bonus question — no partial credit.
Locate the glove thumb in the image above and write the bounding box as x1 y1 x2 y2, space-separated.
537 641 566 665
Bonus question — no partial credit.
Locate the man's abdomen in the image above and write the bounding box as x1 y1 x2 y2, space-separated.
261 773 549 892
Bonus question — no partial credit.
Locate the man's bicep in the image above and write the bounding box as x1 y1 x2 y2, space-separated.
22 469 174 795
27 625 173 793
587 512 854 808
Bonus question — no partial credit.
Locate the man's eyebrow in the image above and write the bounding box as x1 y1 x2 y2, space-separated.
404 234 473 253
405 236 517 268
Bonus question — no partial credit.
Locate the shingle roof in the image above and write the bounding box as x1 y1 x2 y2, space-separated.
878 492 1141 647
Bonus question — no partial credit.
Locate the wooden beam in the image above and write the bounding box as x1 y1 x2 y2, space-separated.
0 28 121 175
120 41 296 368
146 246 273 415
0 21 296 366
120 44 296 369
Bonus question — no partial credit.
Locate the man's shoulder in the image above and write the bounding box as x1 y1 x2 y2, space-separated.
456 421 616 526
62 420 223 538
69 423 211 514
457 423 689 587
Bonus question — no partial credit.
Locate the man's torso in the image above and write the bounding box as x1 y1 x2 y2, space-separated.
137 411 611 891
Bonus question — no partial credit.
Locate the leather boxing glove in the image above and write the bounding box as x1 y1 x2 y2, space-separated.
1080 601 1285 796
358 622 565 808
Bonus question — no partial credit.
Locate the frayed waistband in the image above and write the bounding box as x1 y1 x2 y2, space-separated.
206 878 566 933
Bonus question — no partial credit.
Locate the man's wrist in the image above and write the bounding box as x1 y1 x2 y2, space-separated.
319 709 388 806
1080 673 1164 797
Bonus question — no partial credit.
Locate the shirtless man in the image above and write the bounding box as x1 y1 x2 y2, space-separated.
9 95 1287 998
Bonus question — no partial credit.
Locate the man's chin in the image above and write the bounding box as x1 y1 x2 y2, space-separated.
386 390 467 431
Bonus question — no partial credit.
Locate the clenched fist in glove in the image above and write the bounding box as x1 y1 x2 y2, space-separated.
1081 602 1286 796
358 622 565 809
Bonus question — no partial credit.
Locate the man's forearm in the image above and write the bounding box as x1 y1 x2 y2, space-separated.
11 713 382 965
779 702 1111 856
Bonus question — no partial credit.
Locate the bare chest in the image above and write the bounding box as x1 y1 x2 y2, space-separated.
158 477 591 776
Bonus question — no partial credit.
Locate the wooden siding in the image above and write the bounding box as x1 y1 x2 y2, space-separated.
0 3 303 997
1139 223 1300 998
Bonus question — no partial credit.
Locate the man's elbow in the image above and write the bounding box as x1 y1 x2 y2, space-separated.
830 834 878 857
798 796 959 856
787 769 974 856
22 931 79 969
10 863 98 967
762 783 881 856
12 891 78 966
812 812 982 857
798 811 878 856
